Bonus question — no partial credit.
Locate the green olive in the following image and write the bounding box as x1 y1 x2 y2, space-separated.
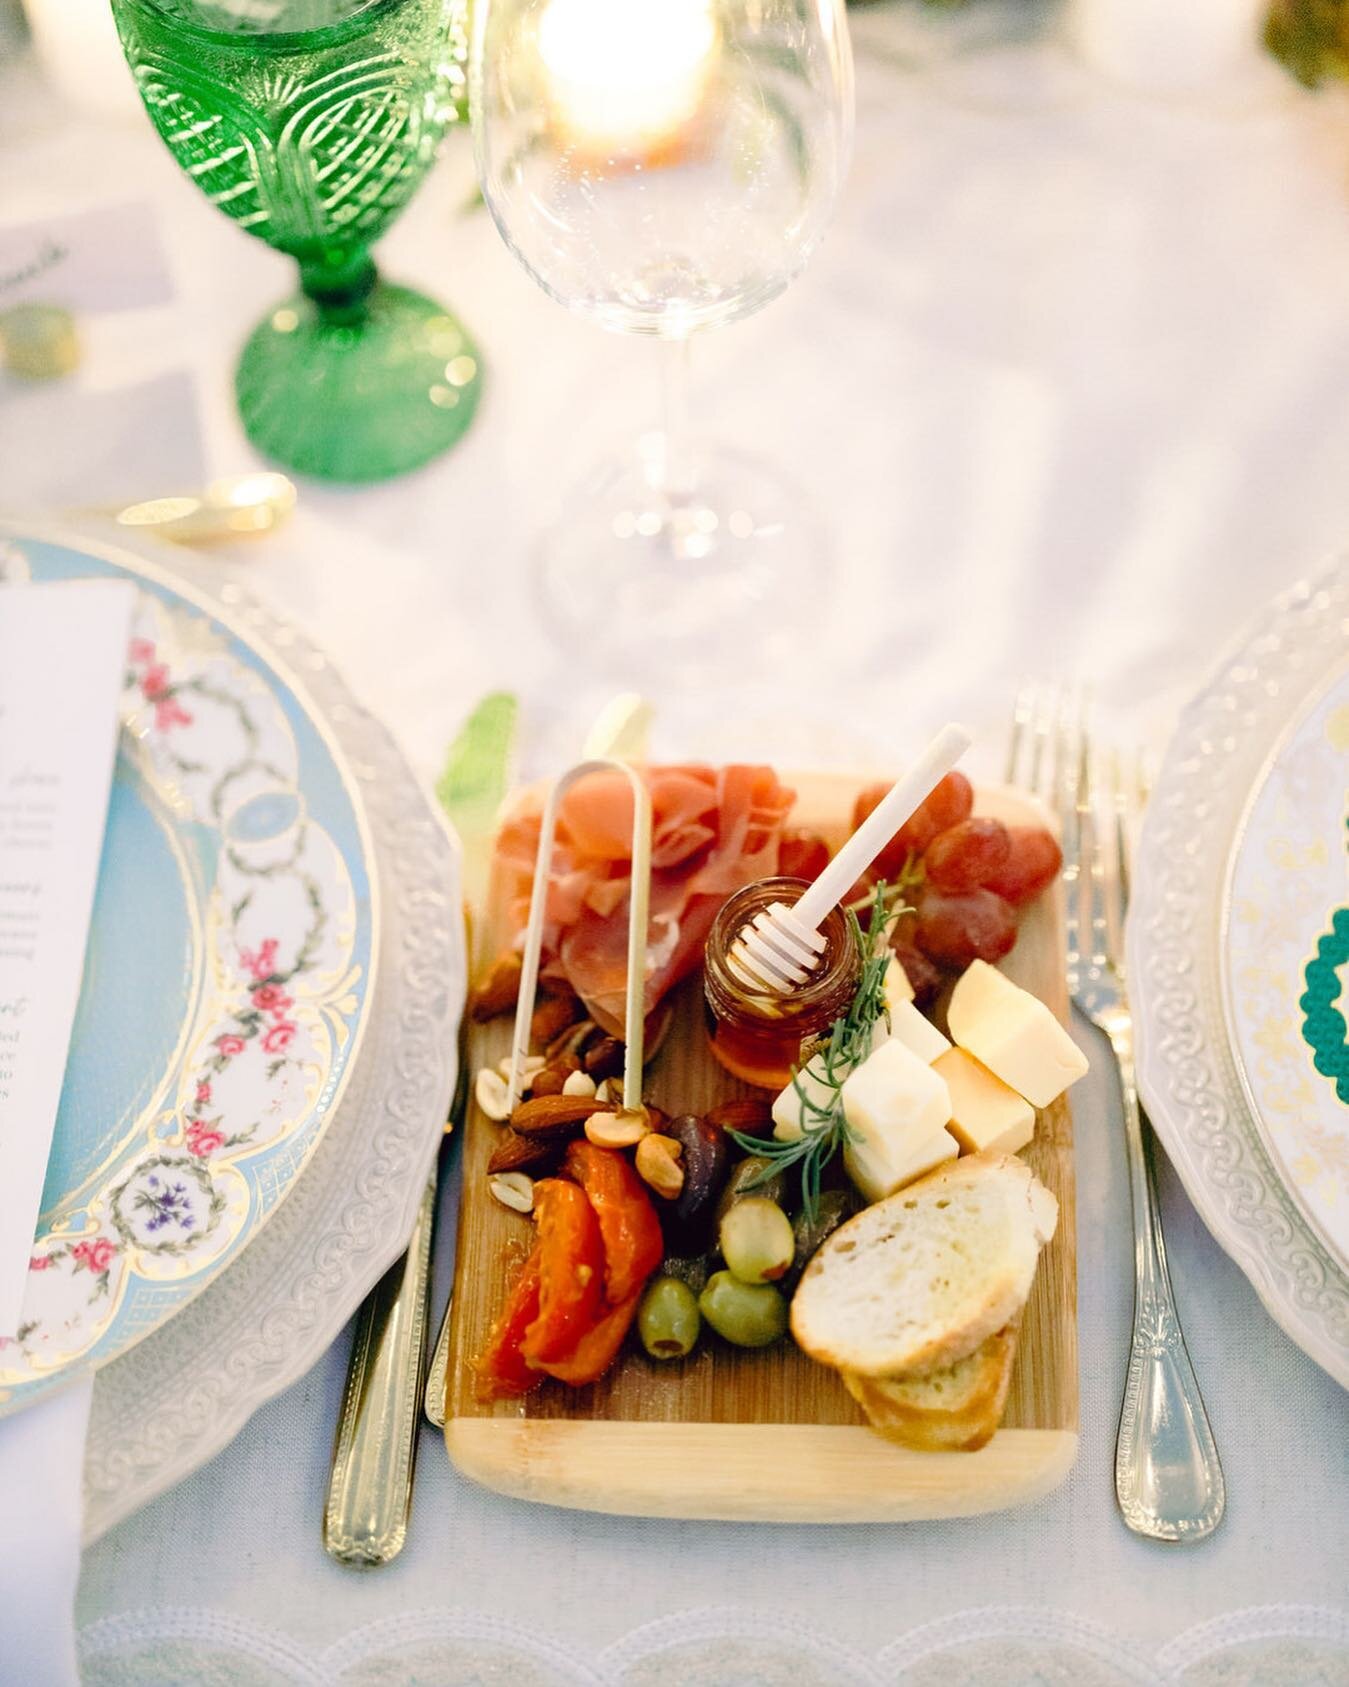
638 1276 702 1360
718 1197 795 1285
698 1270 788 1348
713 1155 787 1228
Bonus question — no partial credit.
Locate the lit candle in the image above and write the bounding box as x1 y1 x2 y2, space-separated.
538 0 717 159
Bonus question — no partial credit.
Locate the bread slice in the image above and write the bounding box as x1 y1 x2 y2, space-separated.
790 1153 1057 1377
842 1322 1019 1452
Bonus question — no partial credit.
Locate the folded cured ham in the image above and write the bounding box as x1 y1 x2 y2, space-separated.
495 765 796 1038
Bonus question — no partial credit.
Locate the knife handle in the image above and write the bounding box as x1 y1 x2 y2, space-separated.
323 1173 436 1566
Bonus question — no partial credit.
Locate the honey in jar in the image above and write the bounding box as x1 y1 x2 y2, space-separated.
703 876 860 1089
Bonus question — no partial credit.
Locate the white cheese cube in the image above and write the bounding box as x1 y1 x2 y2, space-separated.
947 959 1088 1108
883 956 914 1009
845 1123 959 1205
771 1022 888 1142
841 1038 952 1144
934 1047 1036 1156
771 1056 836 1143
885 998 951 1066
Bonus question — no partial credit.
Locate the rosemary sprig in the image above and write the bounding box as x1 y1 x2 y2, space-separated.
727 880 905 1222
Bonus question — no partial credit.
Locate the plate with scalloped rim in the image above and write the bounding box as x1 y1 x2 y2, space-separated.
1128 562 1349 1388
0 526 376 1416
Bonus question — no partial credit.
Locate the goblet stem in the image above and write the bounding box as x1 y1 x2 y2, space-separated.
299 246 378 330
658 335 694 502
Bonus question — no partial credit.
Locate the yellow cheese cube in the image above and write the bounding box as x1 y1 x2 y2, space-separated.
844 1123 959 1204
946 959 1088 1108
934 1047 1036 1157
885 998 951 1066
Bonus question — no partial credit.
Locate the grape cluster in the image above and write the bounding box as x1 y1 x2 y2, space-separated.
850 773 1062 999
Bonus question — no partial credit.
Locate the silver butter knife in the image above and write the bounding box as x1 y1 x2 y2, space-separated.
323 693 519 1565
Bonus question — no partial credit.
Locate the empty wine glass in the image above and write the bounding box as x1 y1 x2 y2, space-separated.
471 0 854 666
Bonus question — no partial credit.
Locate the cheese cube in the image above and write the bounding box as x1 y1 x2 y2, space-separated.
772 1022 889 1141
883 956 914 1009
841 1038 952 1143
771 1056 836 1143
885 998 951 1066
934 1047 1035 1156
947 959 1088 1108
845 1123 959 1204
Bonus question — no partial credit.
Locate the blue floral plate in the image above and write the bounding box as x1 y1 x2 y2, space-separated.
0 527 376 1415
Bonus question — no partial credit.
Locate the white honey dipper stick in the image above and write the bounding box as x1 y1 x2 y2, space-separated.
730 722 972 995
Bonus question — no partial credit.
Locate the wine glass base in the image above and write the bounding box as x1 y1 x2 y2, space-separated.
235 281 482 484
536 436 829 682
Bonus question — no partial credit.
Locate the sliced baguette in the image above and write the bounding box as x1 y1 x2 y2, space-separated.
842 1321 1019 1452
790 1153 1057 1377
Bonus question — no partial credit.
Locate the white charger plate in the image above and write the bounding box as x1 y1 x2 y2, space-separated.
1 526 378 1416
1128 563 1349 1389
0 525 463 1537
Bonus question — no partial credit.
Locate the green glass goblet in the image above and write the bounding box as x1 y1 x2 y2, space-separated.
110 0 482 482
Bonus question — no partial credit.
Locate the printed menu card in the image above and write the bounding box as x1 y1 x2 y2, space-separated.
0 581 133 1341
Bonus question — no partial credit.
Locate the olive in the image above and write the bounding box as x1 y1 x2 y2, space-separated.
638 1276 702 1360
663 1114 730 1254
718 1197 795 1285
698 1270 788 1348
713 1155 787 1228
783 1187 855 1293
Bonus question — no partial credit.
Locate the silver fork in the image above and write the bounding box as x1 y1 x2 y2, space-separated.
1009 690 1225 1543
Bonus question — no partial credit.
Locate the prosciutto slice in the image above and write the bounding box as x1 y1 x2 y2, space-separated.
495 765 796 1037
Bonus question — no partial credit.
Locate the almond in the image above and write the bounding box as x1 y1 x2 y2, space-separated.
584 1036 626 1081
531 991 584 1045
545 1017 597 1062
705 1098 774 1136
487 1129 563 1175
510 1093 615 1139
470 952 522 1021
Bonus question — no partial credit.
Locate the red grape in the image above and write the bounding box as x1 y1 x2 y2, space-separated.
779 829 830 882
982 826 1062 906
890 937 943 1008
852 771 975 878
914 888 1016 968
924 818 1011 893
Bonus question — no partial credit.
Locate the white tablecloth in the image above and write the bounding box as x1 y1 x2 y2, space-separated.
3 10 1348 1683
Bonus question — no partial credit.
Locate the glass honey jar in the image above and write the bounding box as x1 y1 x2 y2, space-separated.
703 876 860 1089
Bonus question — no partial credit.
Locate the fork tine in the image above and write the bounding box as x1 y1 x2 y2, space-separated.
1006 686 1034 787
1079 718 1117 981
1058 697 1083 996
1111 746 1131 926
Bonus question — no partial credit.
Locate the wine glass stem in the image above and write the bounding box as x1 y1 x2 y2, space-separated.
300 247 378 329
659 335 694 502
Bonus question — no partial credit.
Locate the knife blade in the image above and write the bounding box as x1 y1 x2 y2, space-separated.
323 693 519 1565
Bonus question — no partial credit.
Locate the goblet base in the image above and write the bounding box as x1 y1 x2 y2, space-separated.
536 435 829 681
235 281 482 484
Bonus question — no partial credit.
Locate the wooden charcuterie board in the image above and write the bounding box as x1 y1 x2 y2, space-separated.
443 773 1078 1522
